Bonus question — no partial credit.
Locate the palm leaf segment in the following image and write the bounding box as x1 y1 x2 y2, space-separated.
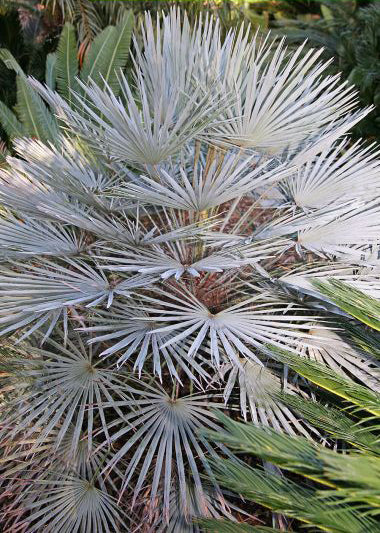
0 7 380 531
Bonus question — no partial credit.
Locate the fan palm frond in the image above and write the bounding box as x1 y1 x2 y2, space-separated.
9 137 118 208
98 384 227 520
257 202 380 261
0 215 86 258
97 238 282 280
137 286 329 367
84 303 210 382
220 359 314 437
40 72 228 169
7 474 128 533
278 138 380 209
1 8 380 529
136 9 367 156
115 150 292 212
146 480 242 533
0 332 132 452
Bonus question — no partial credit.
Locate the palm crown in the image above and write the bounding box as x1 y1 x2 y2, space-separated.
1 8 380 532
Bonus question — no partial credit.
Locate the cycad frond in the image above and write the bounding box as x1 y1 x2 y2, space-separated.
206 456 375 533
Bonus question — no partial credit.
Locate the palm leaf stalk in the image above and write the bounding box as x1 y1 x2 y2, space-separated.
1 8 380 531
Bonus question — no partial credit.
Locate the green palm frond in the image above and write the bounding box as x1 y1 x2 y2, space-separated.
314 279 380 331
56 23 79 107
0 11 134 144
277 392 380 453
269 346 380 416
207 456 376 533
80 10 134 93
200 522 280 533
0 100 26 139
15 75 58 142
0 48 58 142
204 415 380 532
